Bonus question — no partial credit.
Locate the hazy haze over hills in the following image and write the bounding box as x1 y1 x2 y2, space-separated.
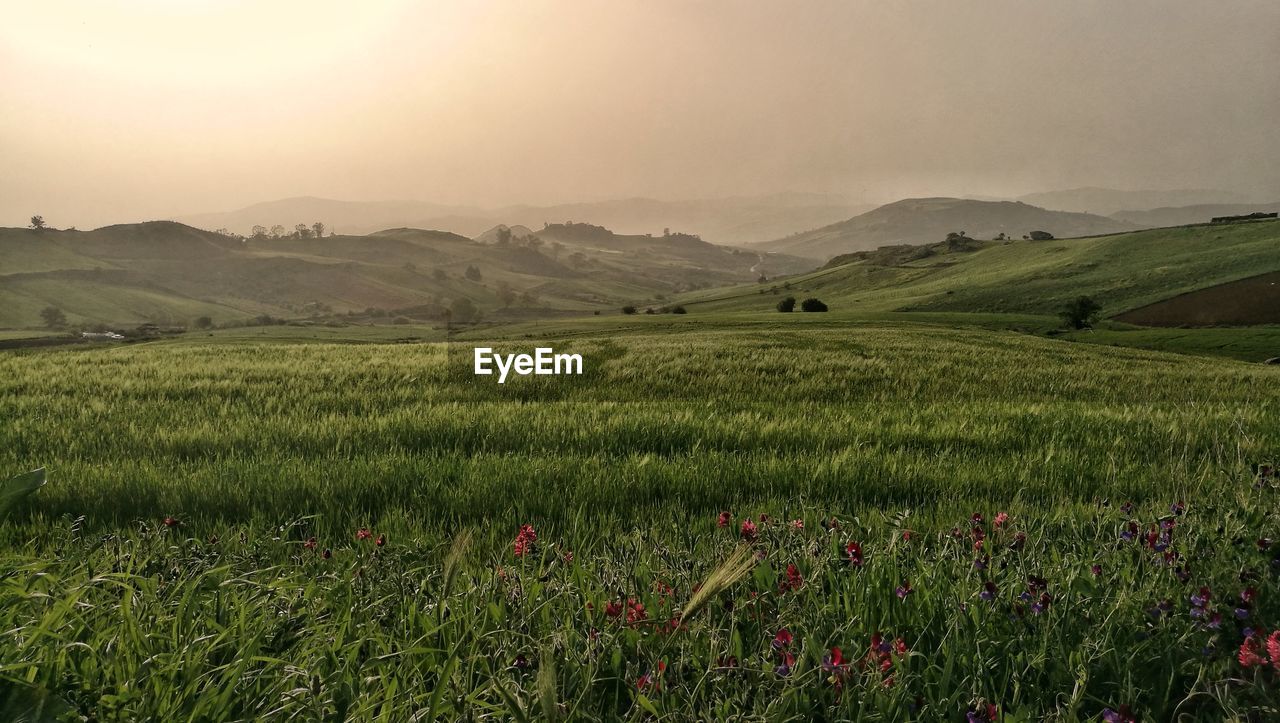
1016 188 1258 217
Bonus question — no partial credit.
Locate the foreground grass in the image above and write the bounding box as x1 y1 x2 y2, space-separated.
2 324 1279 718
2 477 1279 720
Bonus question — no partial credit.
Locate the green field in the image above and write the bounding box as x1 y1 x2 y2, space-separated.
2 321 1279 720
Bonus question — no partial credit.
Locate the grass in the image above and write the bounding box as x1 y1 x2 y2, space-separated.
2 323 1279 719
682 220 1280 318
1064 326 1280 364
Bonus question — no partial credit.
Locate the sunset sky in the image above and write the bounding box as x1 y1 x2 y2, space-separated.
3 0 1278 228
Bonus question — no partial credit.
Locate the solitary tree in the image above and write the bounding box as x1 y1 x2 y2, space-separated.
1059 295 1102 330
621 305 637 315
450 297 477 323
776 296 796 312
40 306 66 328
465 265 482 282
251 225 268 239
800 298 828 312
193 316 214 329
30 215 46 231
311 222 326 239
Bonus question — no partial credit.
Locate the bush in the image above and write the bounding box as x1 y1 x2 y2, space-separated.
1059 295 1101 330
671 306 687 314
40 306 66 328
800 298 828 312
776 296 796 312
193 316 213 330
621 306 637 315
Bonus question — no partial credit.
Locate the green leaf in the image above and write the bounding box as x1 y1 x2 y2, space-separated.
0 469 46 520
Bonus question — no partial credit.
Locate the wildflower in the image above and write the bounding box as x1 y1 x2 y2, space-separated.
1258 537 1273 551
901 529 913 542
1190 587 1211 608
772 628 793 650
513 654 529 670
740 519 758 541
779 563 803 593
717 655 739 669
162 516 179 528
993 512 1009 529
1102 706 1136 723
1239 634 1266 668
604 600 623 619
821 646 846 675
356 528 372 540
303 537 318 551
1240 586 1258 604
322 548 332 559
1120 521 1138 542
627 599 646 624
1120 501 1134 514
375 534 386 547
1170 501 1185 515
790 518 804 531
513 524 537 557
973 555 989 571
971 512 985 525
966 701 999 722
717 511 731 528
758 514 770 524
1091 564 1103 577
845 541 864 567
980 581 997 602
774 651 796 677
1031 592 1053 615
1009 531 1026 551
895 580 913 599
636 660 666 692
1267 631 1280 669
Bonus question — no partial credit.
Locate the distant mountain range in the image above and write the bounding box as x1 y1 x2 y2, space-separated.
756 198 1137 261
177 193 870 247
1016 187 1255 216
0 221 811 328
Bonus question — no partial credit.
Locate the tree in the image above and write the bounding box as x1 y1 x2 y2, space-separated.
1029 230 1055 241
465 265 482 282
671 306 687 314
294 224 312 239
496 281 517 308
776 296 796 312
311 222 326 239
496 227 512 246
193 316 214 329
432 268 449 281
251 225 268 240
800 298 828 312
449 297 477 323
269 225 286 239
621 305 637 315
1059 295 1101 330
40 306 66 328
30 215 46 231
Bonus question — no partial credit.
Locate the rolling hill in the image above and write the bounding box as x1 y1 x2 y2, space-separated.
177 193 869 246
0 221 812 329
684 218 1280 324
1017 187 1253 216
1110 202 1280 228
757 197 1136 261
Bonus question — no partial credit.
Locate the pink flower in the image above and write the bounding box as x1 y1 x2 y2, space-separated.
772 628 793 649
740 519 758 541
717 511 731 528
993 512 1009 529
779 563 803 593
845 541 864 567
303 537 318 550
513 524 537 557
356 528 372 541
790 518 804 531
1239 634 1266 668
1267 630 1280 670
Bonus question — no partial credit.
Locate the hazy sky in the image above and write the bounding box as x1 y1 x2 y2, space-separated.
3 0 1278 228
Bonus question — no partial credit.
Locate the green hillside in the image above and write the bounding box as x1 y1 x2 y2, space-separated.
686 219 1280 320
0 221 811 329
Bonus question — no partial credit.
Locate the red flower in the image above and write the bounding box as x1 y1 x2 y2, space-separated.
1239 634 1266 668
717 511 731 528
901 529 913 542
636 660 666 693
321 548 332 559
162 516 179 528
993 512 1009 529
779 563 804 593
1267 631 1280 670
626 599 646 624
790 518 804 531
513 524 537 558
303 537 318 550
772 628 793 650
356 528 372 541
740 519 758 541
604 600 624 619
845 541 864 567
375 533 386 547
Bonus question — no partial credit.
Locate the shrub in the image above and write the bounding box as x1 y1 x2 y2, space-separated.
621 306 637 315
1059 295 1102 330
776 296 796 312
800 298 828 312
193 316 213 330
672 306 687 314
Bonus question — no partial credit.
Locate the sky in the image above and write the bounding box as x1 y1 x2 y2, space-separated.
2 0 1278 228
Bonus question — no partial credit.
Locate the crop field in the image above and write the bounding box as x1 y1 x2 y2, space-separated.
2 324 1280 720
